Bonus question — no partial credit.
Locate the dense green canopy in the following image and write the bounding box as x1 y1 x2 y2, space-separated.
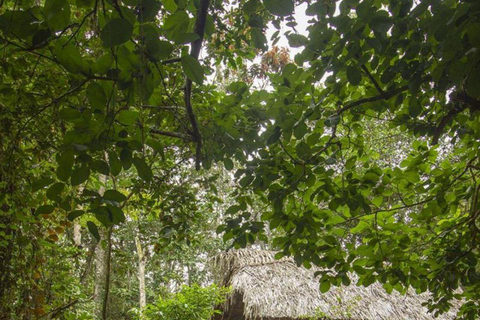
1 0 479 318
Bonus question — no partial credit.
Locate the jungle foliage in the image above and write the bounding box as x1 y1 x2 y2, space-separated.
0 0 479 318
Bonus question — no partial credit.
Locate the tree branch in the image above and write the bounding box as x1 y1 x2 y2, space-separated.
360 64 385 96
337 83 411 115
184 0 210 170
431 91 480 145
150 129 193 141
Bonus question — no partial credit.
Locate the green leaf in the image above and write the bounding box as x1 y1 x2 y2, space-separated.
103 189 127 202
267 127 281 145
239 175 254 187
87 83 107 110
67 210 84 221
108 152 122 176
369 13 392 34
44 0 70 31
320 281 331 293
372 196 383 207
347 66 362 86
263 0 294 16
120 149 133 170
251 28 267 50
71 166 90 186
55 43 83 73
32 178 55 192
56 164 73 182
46 182 65 200
59 108 81 121
287 34 308 48
467 23 480 48
101 19 133 47
136 0 162 22
76 0 95 8
107 205 125 224
466 69 480 99
36 205 55 215
92 160 110 175
117 110 140 125
224 159 234 171
133 157 153 182
87 221 100 241
181 55 204 85
164 10 189 42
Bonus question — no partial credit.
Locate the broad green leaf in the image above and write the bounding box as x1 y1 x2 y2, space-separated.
103 189 127 202
263 0 294 16
107 205 125 224
320 281 331 293
466 70 480 99
136 0 162 22
181 56 204 85
164 11 189 42
133 157 153 182
32 178 55 192
224 159 234 171
118 110 140 125
67 210 84 221
87 83 107 110
347 66 362 86
55 43 83 73
101 19 133 47
287 34 308 48
76 0 95 8
120 149 133 170
369 13 392 34
251 28 267 50
87 221 100 241
92 160 110 175
467 23 480 48
36 205 55 215
239 175 254 187
46 182 65 200
56 165 73 182
59 108 81 121
71 166 90 186
44 0 70 31
108 152 122 176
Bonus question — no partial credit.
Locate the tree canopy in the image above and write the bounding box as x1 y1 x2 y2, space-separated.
1 0 480 318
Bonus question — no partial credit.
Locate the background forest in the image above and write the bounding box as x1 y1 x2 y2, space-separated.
1 0 480 319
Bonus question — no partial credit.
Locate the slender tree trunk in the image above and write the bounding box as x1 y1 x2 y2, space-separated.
135 234 146 310
73 222 82 247
94 175 108 319
94 229 106 319
102 227 113 319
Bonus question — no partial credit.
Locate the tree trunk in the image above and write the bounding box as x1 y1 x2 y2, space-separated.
73 222 82 247
94 174 109 319
135 234 147 310
94 229 107 319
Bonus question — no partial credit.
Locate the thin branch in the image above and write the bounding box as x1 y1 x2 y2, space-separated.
141 105 185 111
150 129 193 141
337 83 412 115
360 64 385 96
14 79 90 142
279 139 301 165
184 0 211 170
63 9 96 47
162 58 181 65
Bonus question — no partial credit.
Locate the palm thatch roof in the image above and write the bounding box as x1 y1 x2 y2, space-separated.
212 249 460 320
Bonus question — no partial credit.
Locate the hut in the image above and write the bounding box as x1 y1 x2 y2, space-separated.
212 249 459 320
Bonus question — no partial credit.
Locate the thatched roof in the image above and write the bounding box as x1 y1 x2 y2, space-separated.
212 249 460 320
